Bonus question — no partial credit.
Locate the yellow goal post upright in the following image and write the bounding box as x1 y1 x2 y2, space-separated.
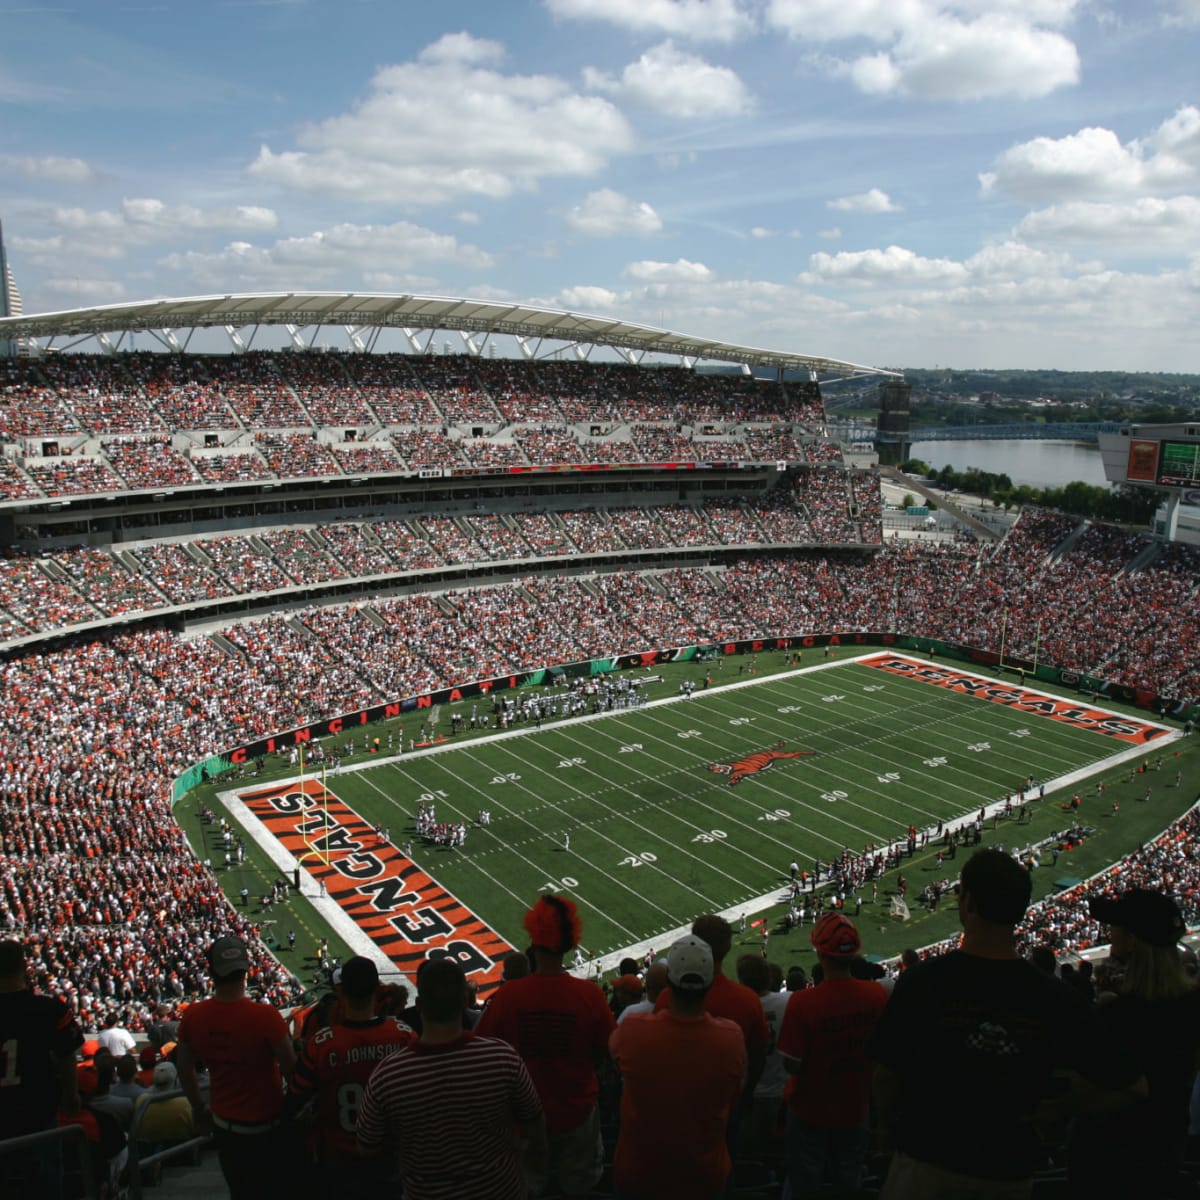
294 747 333 881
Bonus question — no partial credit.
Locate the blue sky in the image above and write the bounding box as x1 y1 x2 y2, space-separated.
1 0 1198 370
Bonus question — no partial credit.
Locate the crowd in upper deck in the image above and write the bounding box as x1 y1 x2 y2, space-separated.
0 352 835 498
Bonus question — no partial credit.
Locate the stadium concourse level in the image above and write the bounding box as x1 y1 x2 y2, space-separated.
0 351 831 498
0 517 1196 1038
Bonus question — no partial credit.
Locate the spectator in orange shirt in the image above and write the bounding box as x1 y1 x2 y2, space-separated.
176 936 297 1200
654 914 769 1107
777 912 888 1195
610 934 745 1199
476 894 615 1197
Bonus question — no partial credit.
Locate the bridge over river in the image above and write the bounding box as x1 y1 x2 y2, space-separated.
833 420 1125 444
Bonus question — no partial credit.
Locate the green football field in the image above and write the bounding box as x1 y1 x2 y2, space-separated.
224 653 1185 969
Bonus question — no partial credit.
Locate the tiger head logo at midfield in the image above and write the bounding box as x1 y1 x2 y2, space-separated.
708 741 815 786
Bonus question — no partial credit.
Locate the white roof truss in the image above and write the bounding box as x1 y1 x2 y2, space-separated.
0 291 900 379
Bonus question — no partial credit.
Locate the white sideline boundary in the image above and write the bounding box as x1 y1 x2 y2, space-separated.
213 651 1183 987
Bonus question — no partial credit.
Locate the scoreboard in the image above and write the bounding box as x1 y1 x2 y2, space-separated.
1158 441 1200 487
1123 437 1200 488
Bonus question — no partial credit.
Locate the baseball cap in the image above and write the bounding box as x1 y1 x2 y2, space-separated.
667 935 714 991
1088 889 1186 948
207 936 250 978
338 955 380 999
152 1062 178 1091
811 912 862 959
138 1046 157 1067
81 1039 101 1058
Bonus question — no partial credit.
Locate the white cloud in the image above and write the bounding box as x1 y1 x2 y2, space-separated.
456 211 481 225
11 199 282 275
803 237 1100 289
768 2 1080 101
802 244 970 283
750 226 773 238
623 257 714 282
42 278 127 302
0 154 96 183
158 221 494 290
819 226 842 239
50 199 278 235
12 233 123 262
545 0 756 42
1163 0 1200 26
767 0 916 43
123 198 278 232
964 240 1084 278
848 14 1078 100
566 189 663 236
361 272 442 291
249 33 633 205
828 187 901 213
1015 197 1200 250
981 107 1200 202
556 284 622 311
583 41 752 118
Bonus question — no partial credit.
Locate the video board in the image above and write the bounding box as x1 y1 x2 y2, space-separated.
1158 440 1200 487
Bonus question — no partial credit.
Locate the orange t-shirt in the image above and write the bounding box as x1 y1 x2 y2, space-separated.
177 996 288 1123
654 970 769 1055
475 971 615 1136
610 1010 745 1198
777 977 888 1128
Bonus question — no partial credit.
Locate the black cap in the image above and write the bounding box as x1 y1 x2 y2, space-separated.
1089 889 1186 948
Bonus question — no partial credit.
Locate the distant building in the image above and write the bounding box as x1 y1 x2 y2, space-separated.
0 216 24 358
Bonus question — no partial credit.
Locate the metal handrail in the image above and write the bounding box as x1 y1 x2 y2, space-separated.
126 1086 213 1200
0 1121 99 1200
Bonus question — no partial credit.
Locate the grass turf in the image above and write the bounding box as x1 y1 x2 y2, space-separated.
184 652 1198 984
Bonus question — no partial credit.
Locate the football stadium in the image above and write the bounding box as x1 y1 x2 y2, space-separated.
1 287 1198 1197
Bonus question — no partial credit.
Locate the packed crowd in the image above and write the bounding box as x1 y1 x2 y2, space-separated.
0 353 915 515
0 502 1197 1039
1 501 1198 703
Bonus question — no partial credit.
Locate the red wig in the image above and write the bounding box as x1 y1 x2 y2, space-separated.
524 894 582 954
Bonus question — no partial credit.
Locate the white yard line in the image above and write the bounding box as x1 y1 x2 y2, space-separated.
216 654 1183 981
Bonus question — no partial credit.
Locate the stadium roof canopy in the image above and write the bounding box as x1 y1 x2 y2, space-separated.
0 291 900 379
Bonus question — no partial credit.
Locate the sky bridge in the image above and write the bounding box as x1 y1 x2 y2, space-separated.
836 420 1126 445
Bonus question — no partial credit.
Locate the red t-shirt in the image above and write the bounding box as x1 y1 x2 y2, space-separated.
610 1010 745 1198
777 977 888 1128
291 1018 414 1157
177 996 289 1123
654 969 769 1056
475 971 615 1136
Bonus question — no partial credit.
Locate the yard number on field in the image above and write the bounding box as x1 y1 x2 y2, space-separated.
619 852 658 868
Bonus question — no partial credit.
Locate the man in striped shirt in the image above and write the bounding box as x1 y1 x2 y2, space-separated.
356 957 546 1200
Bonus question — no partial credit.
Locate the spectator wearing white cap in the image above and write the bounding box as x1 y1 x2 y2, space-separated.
609 934 746 1200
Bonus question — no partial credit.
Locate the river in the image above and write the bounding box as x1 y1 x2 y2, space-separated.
908 438 1109 490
